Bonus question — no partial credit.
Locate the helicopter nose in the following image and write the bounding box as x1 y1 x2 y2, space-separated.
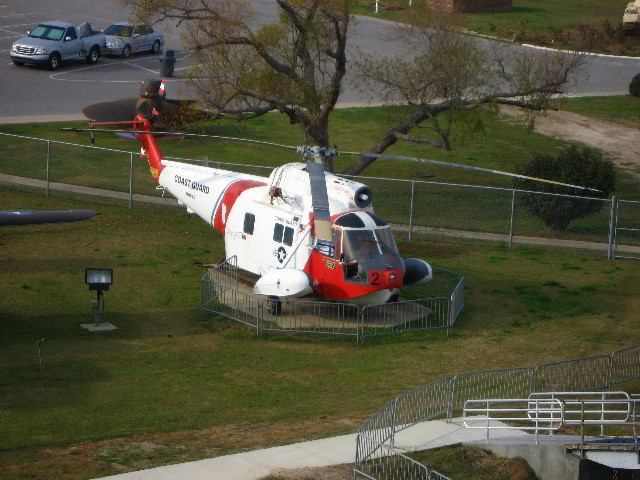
402 258 433 285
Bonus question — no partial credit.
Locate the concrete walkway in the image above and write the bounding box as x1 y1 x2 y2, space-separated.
95 419 531 480
0 173 176 207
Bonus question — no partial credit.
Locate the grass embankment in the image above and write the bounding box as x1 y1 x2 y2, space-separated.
352 0 640 55
411 446 537 480
1 186 639 478
262 446 537 480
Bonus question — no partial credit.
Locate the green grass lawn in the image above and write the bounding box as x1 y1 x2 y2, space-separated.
0 102 638 198
555 95 640 129
1 186 639 478
351 0 640 55
2 100 639 250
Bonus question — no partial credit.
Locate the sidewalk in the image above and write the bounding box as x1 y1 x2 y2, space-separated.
95 419 530 480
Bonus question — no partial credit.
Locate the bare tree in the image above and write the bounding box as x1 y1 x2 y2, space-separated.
123 0 349 171
343 10 590 175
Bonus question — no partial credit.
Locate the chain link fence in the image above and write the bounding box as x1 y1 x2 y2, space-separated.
201 257 464 344
354 344 640 479
2 132 639 257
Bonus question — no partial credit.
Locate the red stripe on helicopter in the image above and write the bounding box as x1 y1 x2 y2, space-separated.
213 180 266 234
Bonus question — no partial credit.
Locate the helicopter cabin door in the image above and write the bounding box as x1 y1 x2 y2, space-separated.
225 211 256 269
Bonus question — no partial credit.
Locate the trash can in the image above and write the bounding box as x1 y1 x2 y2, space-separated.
159 50 175 77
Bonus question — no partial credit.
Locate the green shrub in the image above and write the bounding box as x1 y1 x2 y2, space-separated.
630 73 640 97
516 145 616 231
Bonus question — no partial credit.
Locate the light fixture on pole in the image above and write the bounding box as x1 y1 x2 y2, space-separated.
81 268 117 332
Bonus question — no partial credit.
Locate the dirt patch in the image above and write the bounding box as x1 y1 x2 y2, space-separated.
500 105 640 179
0 414 369 480
261 464 353 480
411 445 537 480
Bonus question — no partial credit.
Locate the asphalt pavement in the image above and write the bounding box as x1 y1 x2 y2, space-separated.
0 0 638 120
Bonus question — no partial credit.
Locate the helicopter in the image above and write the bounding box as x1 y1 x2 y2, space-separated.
66 79 599 312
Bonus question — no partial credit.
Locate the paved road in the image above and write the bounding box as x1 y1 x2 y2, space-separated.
0 0 638 119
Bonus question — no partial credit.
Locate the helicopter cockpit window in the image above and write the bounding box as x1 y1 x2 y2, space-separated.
342 230 376 284
342 227 403 284
375 227 399 255
283 226 294 246
273 223 284 242
243 213 255 235
335 213 365 228
344 230 379 262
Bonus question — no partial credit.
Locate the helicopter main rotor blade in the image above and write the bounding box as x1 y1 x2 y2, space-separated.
338 152 601 193
62 120 599 193
0 209 96 226
61 128 299 151
306 162 333 245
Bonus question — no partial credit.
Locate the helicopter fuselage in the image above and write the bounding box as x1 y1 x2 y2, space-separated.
154 159 407 305
125 113 433 306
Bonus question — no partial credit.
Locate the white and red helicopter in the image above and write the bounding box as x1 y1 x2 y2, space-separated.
68 80 599 310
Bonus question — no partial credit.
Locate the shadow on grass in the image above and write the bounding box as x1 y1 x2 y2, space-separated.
510 6 546 14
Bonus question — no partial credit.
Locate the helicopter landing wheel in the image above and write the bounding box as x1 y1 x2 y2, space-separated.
266 296 282 316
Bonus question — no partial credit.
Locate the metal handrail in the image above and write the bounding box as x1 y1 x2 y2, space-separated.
355 346 640 479
464 398 564 444
462 394 640 448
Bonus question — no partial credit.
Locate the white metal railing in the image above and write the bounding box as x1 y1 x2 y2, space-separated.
355 347 640 479
463 398 564 443
530 391 632 426
463 392 640 447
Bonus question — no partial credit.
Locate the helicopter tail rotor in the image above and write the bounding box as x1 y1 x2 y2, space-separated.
82 79 210 129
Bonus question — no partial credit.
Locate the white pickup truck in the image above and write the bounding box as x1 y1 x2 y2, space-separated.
623 0 640 33
10 21 106 70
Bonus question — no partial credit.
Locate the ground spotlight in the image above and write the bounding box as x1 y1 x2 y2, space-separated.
82 268 116 331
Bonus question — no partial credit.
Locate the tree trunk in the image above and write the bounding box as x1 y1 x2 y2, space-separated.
305 114 333 172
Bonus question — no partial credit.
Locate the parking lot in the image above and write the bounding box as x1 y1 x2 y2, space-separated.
0 0 192 120
0 0 638 122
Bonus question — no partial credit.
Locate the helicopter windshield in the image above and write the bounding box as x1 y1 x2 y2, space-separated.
343 227 399 262
375 227 399 256
340 226 403 284
344 230 379 261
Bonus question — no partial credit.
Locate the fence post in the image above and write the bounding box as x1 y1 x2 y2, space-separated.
46 140 50 197
408 180 415 242
129 153 133 209
204 156 208 168
447 377 455 423
607 353 614 388
607 196 617 260
448 294 453 337
256 299 262 336
508 189 516 249
390 400 397 448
